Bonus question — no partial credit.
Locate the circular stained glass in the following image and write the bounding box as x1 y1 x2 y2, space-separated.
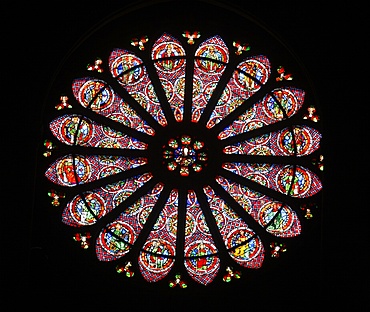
41 3 323 287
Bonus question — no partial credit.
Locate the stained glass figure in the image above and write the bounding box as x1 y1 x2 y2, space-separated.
42 30 323 287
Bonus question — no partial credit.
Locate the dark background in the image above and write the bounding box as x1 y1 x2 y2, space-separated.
2 0 367 309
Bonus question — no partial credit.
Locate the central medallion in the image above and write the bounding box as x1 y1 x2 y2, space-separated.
162 134 208 176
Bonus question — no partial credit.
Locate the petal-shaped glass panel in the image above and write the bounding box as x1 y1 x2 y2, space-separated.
207 55 271 128
72 77 155 136
203 185 264 268
215 176 301 237
109 49 168 126
184 190 220 285
223 125 321 156
152 33 186 122
49 114 147 149
218 87 305 139
223 163 322 198
138 189 178 282
96 183 164 261
138 238 176 282
146 189 179 250
192 35 229 122
61 172 153 227
45 154 146 186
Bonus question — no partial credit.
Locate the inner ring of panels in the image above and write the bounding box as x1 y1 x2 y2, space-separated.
44 31 323 286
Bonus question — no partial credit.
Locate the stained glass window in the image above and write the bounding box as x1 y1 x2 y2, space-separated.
40 3 323 288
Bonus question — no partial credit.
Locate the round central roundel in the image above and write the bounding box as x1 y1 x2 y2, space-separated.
162 133 208 176
43 26 323 287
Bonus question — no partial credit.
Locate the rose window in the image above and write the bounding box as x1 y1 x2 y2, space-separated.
41 23 323 287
